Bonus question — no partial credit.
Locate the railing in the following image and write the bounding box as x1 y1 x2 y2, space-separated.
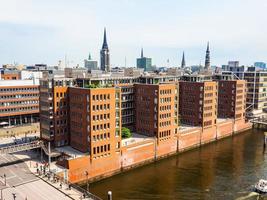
0 140 41 154
41 170 102 200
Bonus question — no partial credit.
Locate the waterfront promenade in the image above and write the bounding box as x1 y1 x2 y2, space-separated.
0 152 97 200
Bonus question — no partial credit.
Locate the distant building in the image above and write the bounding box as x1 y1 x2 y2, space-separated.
244 69 267 116
100 28 110 72
204 42 211 70
181 52 186 68
0 80 39 127
135 83 179 140
254 62 266 69
84 53 98 70
217 80 246 120
0 70 20 80
222 61 246 79
179 81 217 127
136 48 152 72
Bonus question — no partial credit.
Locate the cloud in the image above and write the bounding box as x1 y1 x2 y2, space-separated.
0 0 266 67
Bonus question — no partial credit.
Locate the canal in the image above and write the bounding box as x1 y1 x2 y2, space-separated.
88 129 267 200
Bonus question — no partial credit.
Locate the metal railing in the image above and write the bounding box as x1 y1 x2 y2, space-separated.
0 140 41 154
40 170 102 200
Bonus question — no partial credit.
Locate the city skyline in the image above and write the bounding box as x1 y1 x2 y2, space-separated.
0 0 267 67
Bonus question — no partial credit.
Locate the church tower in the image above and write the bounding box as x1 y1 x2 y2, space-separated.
100 28 110 72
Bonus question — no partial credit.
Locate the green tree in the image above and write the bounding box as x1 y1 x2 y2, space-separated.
121 127 132 139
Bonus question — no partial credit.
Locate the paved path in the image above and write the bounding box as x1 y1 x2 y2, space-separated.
0 153 96 200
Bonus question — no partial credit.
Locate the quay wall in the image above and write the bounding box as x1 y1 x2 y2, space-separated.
66 120 252 184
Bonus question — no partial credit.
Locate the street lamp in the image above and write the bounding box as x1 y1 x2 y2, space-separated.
3 174 6 186
85 171 89 192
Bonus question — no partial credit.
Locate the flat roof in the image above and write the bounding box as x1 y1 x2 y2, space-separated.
55 146 87 159
122 133 153 147
0 79 38 86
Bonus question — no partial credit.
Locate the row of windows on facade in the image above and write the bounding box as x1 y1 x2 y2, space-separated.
121 87 134 93
0 94 39 99
122 109 134 116
0 106 39 113
56 92 66 98
56 119 67 125
160 89 172 95
56 110 67 116
159 130 171 138
122 116 134 124
204 106 213 111
204 93 214 98
205 86 214 91
159 113 171 119
236 89 244 94
93 144 111 154
0 87 38 92
121 102 133 109
203 120 213 126
0 100 39 107
92 94 111 101
92 104 110 111
56 128 67 135
54 80 73 86
160 97 172 103
159 120 171 127
92 113 110 121
56 101 67 107
92 132 111 142
92 123 110 131
122 95 133 101
159 105 171 111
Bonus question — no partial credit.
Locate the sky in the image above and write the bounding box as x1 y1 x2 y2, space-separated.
0 0 267 68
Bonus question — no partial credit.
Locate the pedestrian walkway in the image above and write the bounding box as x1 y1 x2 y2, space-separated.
25 160 100 200
0 152 101 200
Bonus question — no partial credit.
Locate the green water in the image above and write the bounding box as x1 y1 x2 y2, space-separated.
88 129 267 200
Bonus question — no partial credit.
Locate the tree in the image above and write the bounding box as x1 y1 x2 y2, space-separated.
121 127 132 139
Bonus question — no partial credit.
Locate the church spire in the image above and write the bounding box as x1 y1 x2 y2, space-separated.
100 28 110 72
204 42 210 69
102 28 108 49
181 51 186 68
88 53 92 60
141 48 144 58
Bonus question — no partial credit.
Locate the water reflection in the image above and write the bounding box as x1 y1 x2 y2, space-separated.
89 129 267 200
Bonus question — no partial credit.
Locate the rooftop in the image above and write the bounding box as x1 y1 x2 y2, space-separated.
122 133 153 147
0 79 38 86
55 146 88 159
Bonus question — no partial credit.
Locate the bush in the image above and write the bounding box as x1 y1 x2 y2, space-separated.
121 127 132 139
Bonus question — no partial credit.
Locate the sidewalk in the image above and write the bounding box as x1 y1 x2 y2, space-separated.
11 151 99 200
25 160 95 200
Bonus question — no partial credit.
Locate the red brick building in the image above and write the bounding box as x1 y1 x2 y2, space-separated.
218 80 246 120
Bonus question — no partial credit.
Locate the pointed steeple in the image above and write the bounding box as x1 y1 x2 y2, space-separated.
204 42 210 69
181 51 186 68
141 48 144 58
88 53 92 60
102 28 108 49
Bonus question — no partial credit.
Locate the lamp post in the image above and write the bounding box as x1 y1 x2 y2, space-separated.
3 174 6 186
85 171 89 192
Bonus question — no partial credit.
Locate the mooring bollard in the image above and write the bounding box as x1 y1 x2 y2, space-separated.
108 191 112 200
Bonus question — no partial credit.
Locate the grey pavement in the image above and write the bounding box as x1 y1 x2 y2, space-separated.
0 152 97 200
0 153 75 200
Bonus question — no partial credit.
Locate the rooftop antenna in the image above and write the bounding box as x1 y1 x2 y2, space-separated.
64 54 67 69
